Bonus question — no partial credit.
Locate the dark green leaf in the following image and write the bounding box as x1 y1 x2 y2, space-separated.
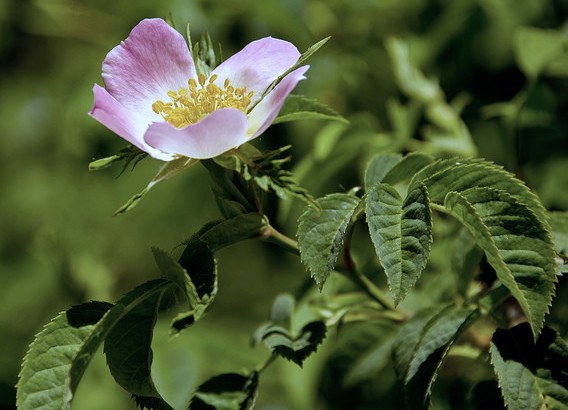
297 193 361 289
262 321 327 367
490 323 568 410
393 305 479 410
104 281 174 408
444 187 556 337
411 158 547 221
169 241 218 334
190 372 259 410
273 94 347 124
191 213 268 252
366 183 432 305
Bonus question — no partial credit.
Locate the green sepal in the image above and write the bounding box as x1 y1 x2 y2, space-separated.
88 145 147 173
490 323 568 410
114 157 198 215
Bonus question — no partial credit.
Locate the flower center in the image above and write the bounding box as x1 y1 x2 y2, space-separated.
152 73 254 128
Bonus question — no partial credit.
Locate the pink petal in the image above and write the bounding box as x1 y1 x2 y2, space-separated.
89 84 174 161
247 66 309 139
210 37 300 105
144 108 249 159
102 18 197 121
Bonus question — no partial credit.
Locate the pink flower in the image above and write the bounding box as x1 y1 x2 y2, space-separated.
89 18 308 161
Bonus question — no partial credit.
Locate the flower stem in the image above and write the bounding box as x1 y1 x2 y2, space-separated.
260 224 300 255
255 353 278 374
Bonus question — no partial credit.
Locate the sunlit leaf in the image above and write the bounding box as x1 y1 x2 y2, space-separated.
297 193 361 289
16 302 111 410
514 27 568 79
393 305 479 410
490 323 568 410
444 187 556 337
364 153 403 190
366 182 432 305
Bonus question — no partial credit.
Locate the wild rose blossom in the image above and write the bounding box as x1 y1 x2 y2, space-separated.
89 18 308 161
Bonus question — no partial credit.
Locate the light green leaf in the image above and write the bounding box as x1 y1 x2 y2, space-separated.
366 183 432 305
17 302 112 410
549 211 568 255
385 37 440 103
273 94 347 124
444 188 556 337
364 153 403 190
490 323 568 410
115 157 198 215
17 280 173 410
381 152 434 185
297 194 361 289
393 305 479 410
514 27 568 79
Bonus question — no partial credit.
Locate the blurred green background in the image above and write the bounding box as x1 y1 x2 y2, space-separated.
1 0 567 409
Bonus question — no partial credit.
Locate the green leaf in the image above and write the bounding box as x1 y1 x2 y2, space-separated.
490 323 568 410
170 240 218 334
444 187 556 337
366 183 432 305
393 305 479 410
17 280 173 410
297 193 361 289
385 37 440 103
514 27 568 79
190 372 259 410
381 152 434 186
549 211 568 256
411 158 547 221
17 302 111 410
104 280 174 407
115 157 198 215
364 153 403 190
273 94 347 124
252 294 327 367
190 213 268 252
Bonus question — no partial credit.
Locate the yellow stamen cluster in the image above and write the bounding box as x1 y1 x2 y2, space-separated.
152 73 254 128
